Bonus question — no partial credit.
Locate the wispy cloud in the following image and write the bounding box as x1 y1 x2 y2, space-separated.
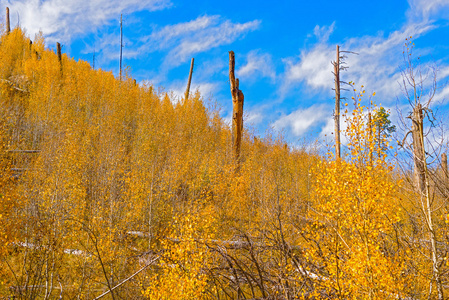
281 21 435 102
407 0 449 21
283 43 334 93
4 0 172 43
273 104 329 137
166 79 220 102
312 22 335 42
275 0 447 141
142 15 261 68
81 14 259 79
237 50 276 82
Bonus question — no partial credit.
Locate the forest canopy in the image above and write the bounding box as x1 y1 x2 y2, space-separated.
0 26 448 300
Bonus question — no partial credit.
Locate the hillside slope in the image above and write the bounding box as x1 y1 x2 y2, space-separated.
0 28 447 299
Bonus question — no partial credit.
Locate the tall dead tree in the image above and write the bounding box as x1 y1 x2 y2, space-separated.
184 58 194 100
119 14 123 81
229 51 244 162
6 7 10 34
415 104 443 300
399 41 444 299
333 45 341 159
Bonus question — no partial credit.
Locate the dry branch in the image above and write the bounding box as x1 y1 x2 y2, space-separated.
0 79 29 93
92 256 159 300
6 149 40 153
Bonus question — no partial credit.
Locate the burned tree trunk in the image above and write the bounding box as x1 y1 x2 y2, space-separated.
6 7 10 34
56 43 62 63
56 42 63 75
229 51 244 162
185 58 194 100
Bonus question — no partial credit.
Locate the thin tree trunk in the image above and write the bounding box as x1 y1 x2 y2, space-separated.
334 45 341 159
56 43 62 63
229 51 244 162
57 42 62 75
441 153 448 198
6 7 10 34
368 112 373 164
412 104 425 194
442 153 448 184
119 14 123 81
185 58 194 100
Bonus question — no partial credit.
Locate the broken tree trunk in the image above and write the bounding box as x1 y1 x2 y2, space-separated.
442 152 448 197
6 7 10 34
334 45 341 159
412 103 425 194
56 42 62 75
57 43 62 63
185 58 194 100
442 153 448 182
412 103 444 300
229 51 244 162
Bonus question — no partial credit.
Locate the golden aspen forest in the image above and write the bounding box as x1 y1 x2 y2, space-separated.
1 21 449 300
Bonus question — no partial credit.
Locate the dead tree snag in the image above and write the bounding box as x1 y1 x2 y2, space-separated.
185 58 194 100
229 51 244 162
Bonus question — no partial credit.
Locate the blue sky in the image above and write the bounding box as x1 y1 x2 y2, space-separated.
2 0 449 149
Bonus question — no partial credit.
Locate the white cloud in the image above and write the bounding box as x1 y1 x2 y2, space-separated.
318 114 353 147
81 14 259 78
245 111 263 125
143 15 216 46
237 50 276 81
273 104 328 137
438 65 449 80
313 22 335 42
407 0 449 21
147 16 261 67
433 84 449 104
4 0 172 43
96 15 260 71
167 79 219 102
283 43 334 92
194 82 219 99
282 21 435 102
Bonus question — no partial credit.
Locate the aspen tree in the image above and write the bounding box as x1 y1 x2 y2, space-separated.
312 95 407 299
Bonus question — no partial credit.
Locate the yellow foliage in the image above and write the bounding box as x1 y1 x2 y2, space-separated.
0 27 444 300
309 98 409 299
142 205 215 299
